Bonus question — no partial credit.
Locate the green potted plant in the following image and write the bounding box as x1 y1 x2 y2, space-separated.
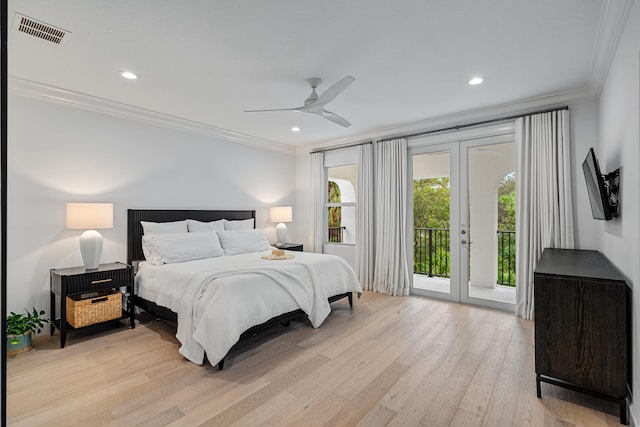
6 307 49 356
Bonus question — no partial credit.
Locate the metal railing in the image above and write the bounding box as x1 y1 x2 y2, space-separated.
328 226 346 243
497 230 516 286
414 228 450 277
413 228 516 286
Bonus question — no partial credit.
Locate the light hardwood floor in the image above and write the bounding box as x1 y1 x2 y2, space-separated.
7 292 626 426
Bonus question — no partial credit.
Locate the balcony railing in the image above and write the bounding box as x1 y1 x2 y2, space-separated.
328 226 346 243
414 228 450 278
413 228 516 286
497 230 516 286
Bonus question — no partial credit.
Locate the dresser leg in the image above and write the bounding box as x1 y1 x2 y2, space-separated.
620 399 627 425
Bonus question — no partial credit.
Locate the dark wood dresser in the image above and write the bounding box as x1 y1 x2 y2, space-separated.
534 248 631 424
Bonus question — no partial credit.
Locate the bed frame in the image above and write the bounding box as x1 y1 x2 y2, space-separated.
127 208 352 370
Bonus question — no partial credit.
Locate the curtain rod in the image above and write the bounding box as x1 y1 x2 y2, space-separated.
403 105 569 139
311 105 569 154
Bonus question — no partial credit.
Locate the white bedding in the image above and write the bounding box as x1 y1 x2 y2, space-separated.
135 250 362 366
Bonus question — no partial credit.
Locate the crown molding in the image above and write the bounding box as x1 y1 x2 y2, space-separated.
586 0 635 96
8 77 296 154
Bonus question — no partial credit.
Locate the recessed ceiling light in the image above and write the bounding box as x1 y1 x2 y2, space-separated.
121 71 138 80
468 76 485 86
291 126 301 132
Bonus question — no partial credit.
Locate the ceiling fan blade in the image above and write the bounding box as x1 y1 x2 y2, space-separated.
243 107 303 113
321 109 351 128
314 75 355 107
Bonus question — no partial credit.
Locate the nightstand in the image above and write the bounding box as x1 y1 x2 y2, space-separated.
50 262 134 348
277 243 303 252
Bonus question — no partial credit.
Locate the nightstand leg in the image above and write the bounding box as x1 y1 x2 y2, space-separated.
129 293 135 329
50 291 56 336
60 290 67 348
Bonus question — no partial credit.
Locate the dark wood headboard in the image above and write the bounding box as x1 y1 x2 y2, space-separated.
127 209 256 264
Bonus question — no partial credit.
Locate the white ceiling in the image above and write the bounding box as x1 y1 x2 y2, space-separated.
7 0 631 149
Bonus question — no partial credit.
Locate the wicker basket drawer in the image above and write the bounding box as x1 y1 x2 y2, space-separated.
66 290 122 328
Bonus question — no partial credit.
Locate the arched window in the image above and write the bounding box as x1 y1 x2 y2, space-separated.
326 165 357 244
327 181 342 241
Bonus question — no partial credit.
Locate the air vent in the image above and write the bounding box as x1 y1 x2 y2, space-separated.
13 13 70 44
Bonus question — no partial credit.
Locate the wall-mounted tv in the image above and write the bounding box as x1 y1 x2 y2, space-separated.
582 147 619 220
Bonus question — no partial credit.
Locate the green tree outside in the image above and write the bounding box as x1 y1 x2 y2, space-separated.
413 177 451 276
328 181 342 242
497 173 516 286
498 173 516 231
413 177 450 228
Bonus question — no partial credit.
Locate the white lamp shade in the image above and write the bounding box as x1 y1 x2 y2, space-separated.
66 203 113 269
66 203 114 229
270 206 292 223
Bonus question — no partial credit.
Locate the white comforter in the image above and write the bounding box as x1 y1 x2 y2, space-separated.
135 250 361 366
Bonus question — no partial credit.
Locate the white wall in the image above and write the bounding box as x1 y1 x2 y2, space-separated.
597 1 640 424
7 94 296 314
569 100 601 250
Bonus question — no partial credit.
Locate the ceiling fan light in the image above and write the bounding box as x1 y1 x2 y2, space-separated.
291 126 300 132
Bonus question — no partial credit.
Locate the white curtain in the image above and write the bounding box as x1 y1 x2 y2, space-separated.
355 143 375 290
310 152 325 254
516 110 574 320
372 138 410 296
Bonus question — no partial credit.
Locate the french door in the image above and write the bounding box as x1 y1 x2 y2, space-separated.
409 133 516 311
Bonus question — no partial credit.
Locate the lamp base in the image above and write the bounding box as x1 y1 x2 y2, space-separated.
79 229 103 270
275 223 288 247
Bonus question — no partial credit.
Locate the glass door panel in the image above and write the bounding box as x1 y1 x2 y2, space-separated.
409 143 460 302
461 139 516 309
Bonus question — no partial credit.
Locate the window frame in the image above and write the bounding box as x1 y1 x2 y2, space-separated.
325 165 357 245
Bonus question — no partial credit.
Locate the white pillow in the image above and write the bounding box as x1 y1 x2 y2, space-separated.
141 220 188 235
142 232 224 265
187 219 225 233
217 229 272 255
223 218 254 230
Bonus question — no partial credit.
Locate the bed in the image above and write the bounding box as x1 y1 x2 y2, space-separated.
127 209 361 369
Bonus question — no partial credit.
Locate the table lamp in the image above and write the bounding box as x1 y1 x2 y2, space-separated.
66 203 113 269
270 206 292 248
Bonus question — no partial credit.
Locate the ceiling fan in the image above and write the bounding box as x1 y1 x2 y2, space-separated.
244 75 355 127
